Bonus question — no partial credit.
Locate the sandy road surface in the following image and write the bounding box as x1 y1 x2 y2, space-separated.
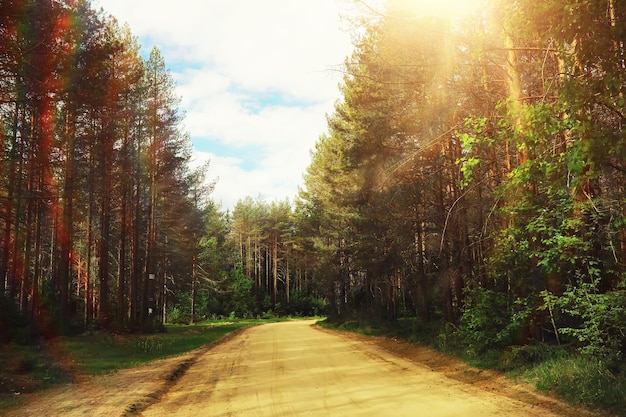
6 321 603 417
140 320 572 417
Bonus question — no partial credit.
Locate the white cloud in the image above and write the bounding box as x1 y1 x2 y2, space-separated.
96 0 354 210
191 151 296 210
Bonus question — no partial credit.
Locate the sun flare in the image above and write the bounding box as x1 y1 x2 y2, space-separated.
397 0 489 19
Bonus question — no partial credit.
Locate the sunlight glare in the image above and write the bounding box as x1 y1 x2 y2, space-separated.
401 0 489 19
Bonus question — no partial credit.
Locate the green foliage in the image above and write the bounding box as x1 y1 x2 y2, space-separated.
552 282 626 361
460 287 534 352
457 155 480 189
524 355 626 415
486 226 536 293
460 287 509 352
500 343 568 371
457 117 489 188
281 293 327 317
224 263 254 318
167 306 192 325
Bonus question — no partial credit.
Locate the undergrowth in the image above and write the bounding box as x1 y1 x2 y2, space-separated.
0 343 72 409
523 356 626 415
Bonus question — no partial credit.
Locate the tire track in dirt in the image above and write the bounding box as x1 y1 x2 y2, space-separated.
121 327 250 417
315 326 610 417
139 321 611 417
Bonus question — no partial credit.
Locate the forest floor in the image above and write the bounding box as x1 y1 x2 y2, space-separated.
3 320 612 417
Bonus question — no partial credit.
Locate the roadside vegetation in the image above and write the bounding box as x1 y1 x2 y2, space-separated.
62 322 253 375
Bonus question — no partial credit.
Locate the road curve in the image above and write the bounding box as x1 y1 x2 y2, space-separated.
140 320 562 417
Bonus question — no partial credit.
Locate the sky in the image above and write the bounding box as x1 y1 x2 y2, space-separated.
94 0 358 210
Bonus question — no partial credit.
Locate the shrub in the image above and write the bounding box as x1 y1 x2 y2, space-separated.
460 287 533 352
501 343 568 370
167 307 191 324
555 284 626 362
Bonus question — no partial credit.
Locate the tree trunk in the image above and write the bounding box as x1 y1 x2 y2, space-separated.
85 145 95 329
0 102 20 297
190 255 196 324
58 106 76 328
286 249 290 305
273 233 278 307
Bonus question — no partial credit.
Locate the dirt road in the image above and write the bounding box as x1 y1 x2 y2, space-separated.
139 321 576 417
7 320 602 417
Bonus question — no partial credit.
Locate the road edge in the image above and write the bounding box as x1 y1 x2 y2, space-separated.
313 323 612 417
121 325 253 417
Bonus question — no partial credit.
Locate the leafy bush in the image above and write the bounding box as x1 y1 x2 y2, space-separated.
460 287 533 352
261 309 276 320
555 283 626 362
501 343 568 370
282 294 327 317
167 307 191 325
225 263 255 318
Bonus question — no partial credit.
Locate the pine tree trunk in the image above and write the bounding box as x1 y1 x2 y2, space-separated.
273 234 278 307
190 256 196 324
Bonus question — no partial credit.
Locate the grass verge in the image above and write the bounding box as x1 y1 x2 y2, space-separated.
0 320 257 410
0 343 71 409
521 355 626 415
63 321 252 375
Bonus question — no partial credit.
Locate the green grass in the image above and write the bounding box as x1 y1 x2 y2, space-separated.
0 319 260 412
521 355 626 416
0 393 20 410
63 321 254 375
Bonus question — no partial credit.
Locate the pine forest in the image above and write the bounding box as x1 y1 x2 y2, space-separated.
1 0 625 413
